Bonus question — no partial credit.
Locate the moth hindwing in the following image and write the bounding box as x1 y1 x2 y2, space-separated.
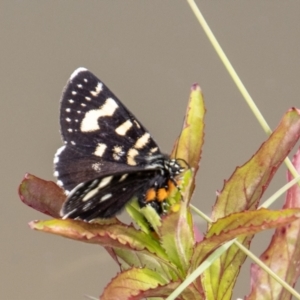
54 68 184 221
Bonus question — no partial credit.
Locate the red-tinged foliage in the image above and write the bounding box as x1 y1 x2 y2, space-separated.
18 173 65 218
247 148 300 300
212 108 300 220
191 208 300 271
202 108 300 300
29 218 168 259
101 268 201 300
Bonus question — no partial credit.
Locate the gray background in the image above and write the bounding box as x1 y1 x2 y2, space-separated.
1 1 300 299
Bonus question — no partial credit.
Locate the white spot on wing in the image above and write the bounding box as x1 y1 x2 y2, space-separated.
57 180 63 187
113 145 124 160
85 96 91 101
134 132 150 149
70 67 87 80
149 147 158 153
100 193 112 201
115 120 133 136
61 208 76 219
133 120 141 128
94 143 107 157
90 82 103 97
82 188 99 202
92 162 102 172
66 108 71 113
80 98 118 132
54 146 66 164
99 176 113 189
82 202 92 211
127 148 139 166
66 118 71 122
119 174 128 182
68 99 74 103
53 170 59 177
72 91 77 95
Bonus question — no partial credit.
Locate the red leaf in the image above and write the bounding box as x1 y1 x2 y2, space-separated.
18 173 65 218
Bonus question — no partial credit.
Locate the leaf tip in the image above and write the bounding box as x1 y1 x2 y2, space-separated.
191 83 201 91
28 220 39 230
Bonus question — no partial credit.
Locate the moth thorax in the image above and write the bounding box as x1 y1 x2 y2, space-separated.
164 159 184 178
144 154 165 169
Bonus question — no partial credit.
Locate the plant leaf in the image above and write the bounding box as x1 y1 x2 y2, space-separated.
18 173 65 218
212 108 300 220
202 108 300 300
29 219 171 261
101 267 201 300
191 208 300 270
112 248 179 282
247 148 300 300
126 198 154 234
171 84 205 198
159 170 195 275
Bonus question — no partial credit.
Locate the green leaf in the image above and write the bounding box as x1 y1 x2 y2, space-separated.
125 198 154 234
100 267 167 300
29 219 169 260
101 268 200 300
112 248 179 282
171 84 205 198
191 208 300 271
139 205 163 234
29 218 185 280
159 170 195 275
207 208 300 238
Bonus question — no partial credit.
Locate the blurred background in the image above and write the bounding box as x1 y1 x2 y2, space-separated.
1 1 300 299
